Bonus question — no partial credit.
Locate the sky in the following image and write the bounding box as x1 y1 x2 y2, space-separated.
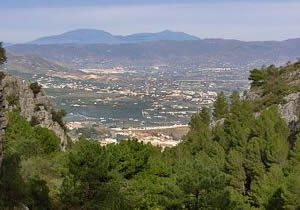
1 0 300 43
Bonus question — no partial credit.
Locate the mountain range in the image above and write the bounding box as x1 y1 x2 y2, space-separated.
8 38 300 69
30 29 200 45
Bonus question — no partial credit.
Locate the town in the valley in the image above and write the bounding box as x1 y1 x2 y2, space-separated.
9 62 248 148
7 63 249 148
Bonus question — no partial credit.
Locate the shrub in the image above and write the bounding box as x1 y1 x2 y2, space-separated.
51 109 66 128
4 112 36 157
6 93 19 107
25 177 52 210
5 112 60 157
249 68 266 87
30 116 40 127
0 154 26 208
30 82 42 97
34 127 60 154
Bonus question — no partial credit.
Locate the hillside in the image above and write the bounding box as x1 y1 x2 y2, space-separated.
8 38 300 68
247 61 300 132
30 29 200 45
0 61 299 209
0 73 69 149
4 52 73 74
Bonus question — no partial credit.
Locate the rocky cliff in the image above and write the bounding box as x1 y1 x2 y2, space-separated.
278 92 300 132
247 62 300 133
0 73 68 151
0 86 6 169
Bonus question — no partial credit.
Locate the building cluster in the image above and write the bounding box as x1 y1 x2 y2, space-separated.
33 64 249 128
98 126 182 149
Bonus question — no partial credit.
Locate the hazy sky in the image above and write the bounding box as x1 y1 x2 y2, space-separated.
1 0 300 43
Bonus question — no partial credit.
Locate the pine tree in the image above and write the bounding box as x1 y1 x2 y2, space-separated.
230 91 241 114
226 149 247 194
189 107 211 131
248 68 266 87
213 92 229 120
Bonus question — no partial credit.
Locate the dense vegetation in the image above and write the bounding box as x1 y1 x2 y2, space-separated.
249 61 300 109
0 52 300 209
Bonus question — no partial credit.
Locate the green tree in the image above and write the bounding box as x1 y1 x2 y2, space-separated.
26 176 52 210
30 82 42 97
264 134 288 167
283 168 300 209
4 112 36 157
252 105 289 141
189 107 211 131
176 154 228 210
5 112 61 157
125 155 183 209
109 139 155 180
34 126 60 154
249 166 285 208
249 68 266 87
213 92 229 120
266 188 285 210
60 139 126 210
0 154 26 208
51 109 66 128
226 150 247 194
229 91 241 114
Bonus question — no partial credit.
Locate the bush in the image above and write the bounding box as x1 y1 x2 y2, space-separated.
249 68 266 87
0 154 26 208
5 112 60 157
6 93 19 107
51 109 66 128
4 112 36 157
30 82 42 97
25 177 52 210
34 127 60 154
30 116 40 127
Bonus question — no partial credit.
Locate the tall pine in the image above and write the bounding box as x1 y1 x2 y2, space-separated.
213 92 229 120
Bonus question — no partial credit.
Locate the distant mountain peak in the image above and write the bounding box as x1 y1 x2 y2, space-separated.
63 29 112 35
30 29 200 45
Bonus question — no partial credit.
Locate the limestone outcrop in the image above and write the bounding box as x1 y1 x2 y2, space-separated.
246 66 300 133
0 86 7 169
0 73 68 150
279 92 300 132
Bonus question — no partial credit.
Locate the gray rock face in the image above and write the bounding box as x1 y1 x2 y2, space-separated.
0 87 7 169
0 74 68 150
211 118 225 127
245 88 263 102
246 77 300 133
279 93 300 132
